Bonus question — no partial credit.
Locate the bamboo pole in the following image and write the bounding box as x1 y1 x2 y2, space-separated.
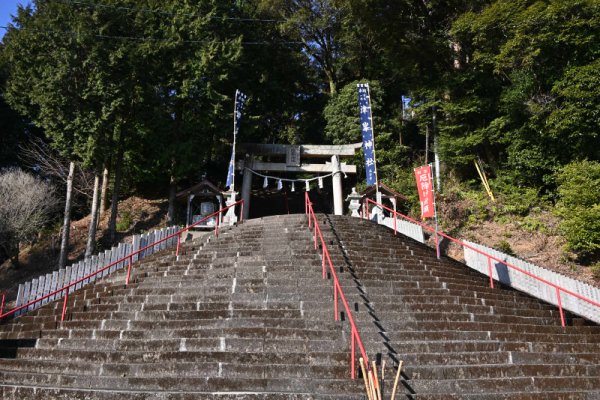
360 358 373 400
474 160 495 202
368 371 377 400
381 360 386 398
369 370 379 400
390 361 403 400
372 361 382 400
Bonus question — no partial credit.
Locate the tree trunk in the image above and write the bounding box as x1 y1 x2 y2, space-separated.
108 133 125 243
99 165 109 217
85 173 101 258
59 161 75 268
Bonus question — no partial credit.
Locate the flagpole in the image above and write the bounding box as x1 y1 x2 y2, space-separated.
366 84 380 195
431 162 440 259
231 90 239 195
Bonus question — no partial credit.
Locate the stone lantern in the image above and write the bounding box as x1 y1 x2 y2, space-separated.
345 187 363 217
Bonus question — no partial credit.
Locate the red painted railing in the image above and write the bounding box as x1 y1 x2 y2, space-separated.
364 198 600 327
305 193 370 380
0 200 244 322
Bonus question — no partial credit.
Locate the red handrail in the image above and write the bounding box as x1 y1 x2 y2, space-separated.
365 198 600 327
1 200 244 322
304 192 370 379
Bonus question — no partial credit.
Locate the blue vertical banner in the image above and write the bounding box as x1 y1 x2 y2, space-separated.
226 90 247 190
357 83 378 186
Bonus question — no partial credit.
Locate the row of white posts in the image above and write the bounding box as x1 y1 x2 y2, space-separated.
14 226 179 317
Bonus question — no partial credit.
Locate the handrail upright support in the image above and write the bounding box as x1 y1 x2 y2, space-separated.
0 293 4 316
487 256 495 289
176 233 181 257
351 332 356 379
126 256 133 286
61 290 68 322
322 247 326 279
557 287 566 327
334 283 339 321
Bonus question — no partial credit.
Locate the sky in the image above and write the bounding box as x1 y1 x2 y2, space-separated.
0 1 30 40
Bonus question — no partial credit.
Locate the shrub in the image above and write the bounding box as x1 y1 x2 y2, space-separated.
495 240 516 256
555 161 600 260
591 263 600 279
0 168 58 264
116 211 133 232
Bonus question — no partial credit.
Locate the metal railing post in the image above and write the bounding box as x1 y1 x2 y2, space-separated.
334 283 339 321
0 293 4 316
215 214 219 237
556 287 566 327
314 224 317 250
126 256 133 286
322 247 326 279
61 290 68 322
487 256 494 289
351 331 356 379
176 233 181 257
393 212 397 235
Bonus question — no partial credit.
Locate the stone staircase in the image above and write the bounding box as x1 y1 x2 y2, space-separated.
320 214 600 399
1 212 599 399
0 215 363 399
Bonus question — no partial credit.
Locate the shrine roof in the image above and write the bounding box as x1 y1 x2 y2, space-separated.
361 182 408 202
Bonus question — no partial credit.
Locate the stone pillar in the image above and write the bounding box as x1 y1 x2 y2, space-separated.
331 155 343 215
186 194 194 226
241 157 253 220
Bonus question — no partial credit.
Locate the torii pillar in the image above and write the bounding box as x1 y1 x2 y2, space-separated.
241 156 253 221
331 155 343 215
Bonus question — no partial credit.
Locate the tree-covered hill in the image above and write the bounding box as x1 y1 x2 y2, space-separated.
0 0 599 278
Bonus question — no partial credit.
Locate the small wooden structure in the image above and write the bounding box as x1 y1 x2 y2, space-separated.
176 177 224 228
361 182 408 215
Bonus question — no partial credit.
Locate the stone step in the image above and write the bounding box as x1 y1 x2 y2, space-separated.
0 358 352 380
0 370 361 394
14 347 352 366
404 375 600 394
405 362 599 380
0 385 364 400
37 326 342 341
34 336 344 354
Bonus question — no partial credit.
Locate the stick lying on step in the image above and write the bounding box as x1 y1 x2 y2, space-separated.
390 360 403 400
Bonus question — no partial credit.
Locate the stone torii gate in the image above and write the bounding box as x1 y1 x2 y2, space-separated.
236 143 361 219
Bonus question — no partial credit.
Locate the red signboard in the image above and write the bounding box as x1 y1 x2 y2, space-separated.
414 165 434 219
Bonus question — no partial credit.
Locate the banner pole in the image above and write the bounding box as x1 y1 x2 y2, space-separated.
231 90 239 195
431 163 440 259
366 84 379 195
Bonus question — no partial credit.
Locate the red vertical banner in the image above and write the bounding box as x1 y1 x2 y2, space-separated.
414 165 435 219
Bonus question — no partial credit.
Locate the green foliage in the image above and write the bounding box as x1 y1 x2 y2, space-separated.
494 240 515 256
116 211 133 232
443 0 600 186
555 160 600 260
591 262 600 279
